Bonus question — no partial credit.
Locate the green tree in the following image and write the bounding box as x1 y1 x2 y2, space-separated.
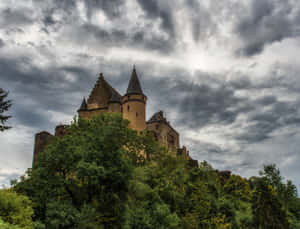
259 164 299 212
14 113 143 228
0 189 34 229
124 150 185 228
252 178 289 229
223 175 251 201
0 88 12 131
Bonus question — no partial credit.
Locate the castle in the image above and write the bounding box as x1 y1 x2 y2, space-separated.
33 67 196 166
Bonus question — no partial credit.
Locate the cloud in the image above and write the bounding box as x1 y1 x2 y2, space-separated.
0 7 34 28
0 171 22 187
84 0 124 20
137 0 175 37
0 38 4 48
185 0 218 42
235 0 300 56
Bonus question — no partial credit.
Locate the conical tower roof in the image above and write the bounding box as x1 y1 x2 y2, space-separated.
78 97 87 111
126 66 144 95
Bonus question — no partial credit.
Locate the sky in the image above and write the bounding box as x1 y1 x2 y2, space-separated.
1 0 300 191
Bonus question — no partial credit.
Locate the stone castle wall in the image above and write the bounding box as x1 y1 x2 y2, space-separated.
147 121 179 155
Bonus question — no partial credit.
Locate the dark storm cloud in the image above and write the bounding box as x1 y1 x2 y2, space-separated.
139 70 247 129
137 0 175 37
235 0 300 56
29 0 176 53
0 39 4 48
84 0 124 20
2 42 300 146
33 0 79 30
0 54 99 130
171 81 242 127
185 0 217 41
0 50 143 132
134 66 300 145
69 22 175 54
12 105 50 129
238 100 300 142
0 7 34 28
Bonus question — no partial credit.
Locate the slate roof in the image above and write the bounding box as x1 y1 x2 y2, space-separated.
147 111 166 123
126 67 144 95
109 89 122 103
78 98 87 111
87 73 122 107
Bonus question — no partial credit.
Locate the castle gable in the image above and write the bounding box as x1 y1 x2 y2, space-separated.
87 73 121 110
147 111 166 123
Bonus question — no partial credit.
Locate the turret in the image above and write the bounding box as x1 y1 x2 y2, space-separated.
55 124 67 137
122 67 147 132
77 97 88 119
33 131 53 166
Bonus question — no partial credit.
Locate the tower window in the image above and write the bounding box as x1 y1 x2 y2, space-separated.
128 105 130 111
136 112 138 117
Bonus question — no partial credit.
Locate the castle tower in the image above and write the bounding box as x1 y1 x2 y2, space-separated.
122 67 147 132
33 131 53 165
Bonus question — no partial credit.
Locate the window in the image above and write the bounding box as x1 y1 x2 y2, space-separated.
155 124 159 130
150 131 158 141
167 133 175 145
127 105 130 111
136 112 138 117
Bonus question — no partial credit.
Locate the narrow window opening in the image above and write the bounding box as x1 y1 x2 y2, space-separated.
136 112 138 117
128 105 130 111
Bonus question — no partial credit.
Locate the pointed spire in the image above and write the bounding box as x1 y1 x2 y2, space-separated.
99 72 104 80
126 66 144 95
78 97 87 111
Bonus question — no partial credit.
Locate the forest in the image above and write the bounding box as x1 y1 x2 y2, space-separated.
1 113 300 229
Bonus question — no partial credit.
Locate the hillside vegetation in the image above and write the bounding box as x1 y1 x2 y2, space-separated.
3 113 300 228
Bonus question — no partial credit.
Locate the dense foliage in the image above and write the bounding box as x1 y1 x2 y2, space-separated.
0 88 12 131
10 113 300 228
0 189 34 229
